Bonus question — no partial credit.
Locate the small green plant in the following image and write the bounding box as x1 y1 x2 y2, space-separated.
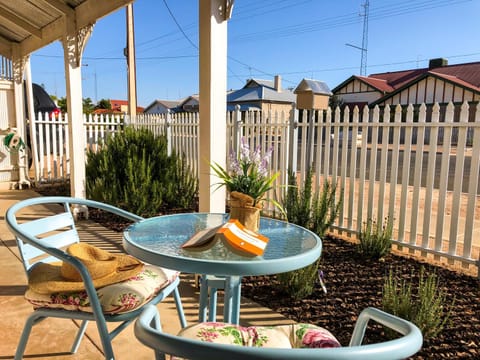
357 217 393 259
277 168 342 300
382 267 453 339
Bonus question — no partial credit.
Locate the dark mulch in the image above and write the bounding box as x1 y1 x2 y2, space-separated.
34 184 480 359
242 236 480 359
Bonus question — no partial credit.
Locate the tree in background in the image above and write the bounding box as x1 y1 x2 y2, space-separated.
57 97 67 113
49 97 112 114
83 97 95 114
95 98 111 110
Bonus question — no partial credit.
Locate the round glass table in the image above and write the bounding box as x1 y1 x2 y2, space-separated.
123 213 322 324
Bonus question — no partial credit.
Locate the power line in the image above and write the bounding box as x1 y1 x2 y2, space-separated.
160 0 291 85
162 0 198 49
228 52 480 78
231 0 471 43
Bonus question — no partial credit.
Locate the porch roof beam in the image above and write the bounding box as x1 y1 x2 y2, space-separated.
18 0 132 58
0 8 42 39
42 0 75 18
0 35 11 57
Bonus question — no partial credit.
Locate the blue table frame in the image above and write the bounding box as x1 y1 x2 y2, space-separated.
123 213 321 324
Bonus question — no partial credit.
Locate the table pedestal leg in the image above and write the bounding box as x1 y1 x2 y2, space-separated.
224 276 241 324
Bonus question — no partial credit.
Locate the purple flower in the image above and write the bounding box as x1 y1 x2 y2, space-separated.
251 145 262 164
240 138 250 161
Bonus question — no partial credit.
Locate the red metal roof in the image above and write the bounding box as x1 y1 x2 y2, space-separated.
429 62 480 89
368 61 480 92
356 75 394 93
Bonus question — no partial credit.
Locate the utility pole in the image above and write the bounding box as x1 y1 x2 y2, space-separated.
125 3 137 118
346 0 369 76
360 0 369 76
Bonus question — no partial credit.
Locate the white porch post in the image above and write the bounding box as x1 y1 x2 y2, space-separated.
62 24 93 200
198 0 232 212
11 46 30 188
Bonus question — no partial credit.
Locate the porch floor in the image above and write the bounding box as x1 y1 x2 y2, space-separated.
0 186 293 359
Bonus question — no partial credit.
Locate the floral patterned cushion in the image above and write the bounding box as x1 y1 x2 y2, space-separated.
282 323 342 348
25 265 179 314
178 322 292 348
173 321 340 358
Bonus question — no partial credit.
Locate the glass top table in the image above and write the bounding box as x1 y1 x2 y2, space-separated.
123 213 322 324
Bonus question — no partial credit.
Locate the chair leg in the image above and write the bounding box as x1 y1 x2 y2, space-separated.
93 315 115 360
70 320 88 353
199 275 209 322
15 312 41 360
208 287 218 322
173 286 187 328
150 310 166 360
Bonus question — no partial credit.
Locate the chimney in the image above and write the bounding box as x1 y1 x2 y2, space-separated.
274 75 282 92
429 58 448 69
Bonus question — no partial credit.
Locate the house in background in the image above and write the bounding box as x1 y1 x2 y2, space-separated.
143 99 181 114
332 59 480 116
177 95 199 112
294 78 332 110
147 76 297 115
227 75 296 113
109 99 144 114
93 99 144 115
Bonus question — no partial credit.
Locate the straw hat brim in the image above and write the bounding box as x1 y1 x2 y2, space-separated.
29 253 144 295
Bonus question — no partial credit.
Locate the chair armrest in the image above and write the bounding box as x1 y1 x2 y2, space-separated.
349 307 423 349
63 196 144 222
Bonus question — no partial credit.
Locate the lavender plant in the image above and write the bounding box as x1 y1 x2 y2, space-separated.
210 137 282 211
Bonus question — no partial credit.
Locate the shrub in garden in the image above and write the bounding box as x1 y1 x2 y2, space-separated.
382 267 453 339
277 168 342 300
86 127 198 217
357 217 393 260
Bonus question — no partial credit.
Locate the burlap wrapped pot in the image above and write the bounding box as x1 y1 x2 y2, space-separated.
229 191 263 232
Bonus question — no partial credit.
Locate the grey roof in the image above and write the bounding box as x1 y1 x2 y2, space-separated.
227 84 295 103
245 78 275 89
144 99 181 112
294 79 332 95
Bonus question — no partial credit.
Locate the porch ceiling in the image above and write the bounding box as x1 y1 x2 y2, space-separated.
0 0 132 59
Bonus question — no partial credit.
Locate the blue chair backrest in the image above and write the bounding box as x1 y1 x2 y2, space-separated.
10 199 80 274
135 306 423 360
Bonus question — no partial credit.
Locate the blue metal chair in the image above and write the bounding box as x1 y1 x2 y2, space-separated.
135 305 423 360
6 196 187 360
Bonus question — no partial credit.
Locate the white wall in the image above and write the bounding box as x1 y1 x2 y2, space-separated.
0 80 18 184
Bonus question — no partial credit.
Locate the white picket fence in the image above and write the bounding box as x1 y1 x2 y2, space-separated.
30 102 480 276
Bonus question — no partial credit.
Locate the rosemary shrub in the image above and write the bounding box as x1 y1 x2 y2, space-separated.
382 267 453 339
86 127 198 217
357 217 393 259
277 168 342 299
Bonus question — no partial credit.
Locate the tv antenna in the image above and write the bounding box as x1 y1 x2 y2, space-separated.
346 0 369 76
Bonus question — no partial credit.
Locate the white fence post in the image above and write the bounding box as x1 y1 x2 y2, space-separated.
233 104 241 154
166 109 172 157
287 106 298 173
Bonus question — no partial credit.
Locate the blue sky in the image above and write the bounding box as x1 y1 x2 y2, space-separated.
30 0 480 107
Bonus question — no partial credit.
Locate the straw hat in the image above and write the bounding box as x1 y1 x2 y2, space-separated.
29 243 144 294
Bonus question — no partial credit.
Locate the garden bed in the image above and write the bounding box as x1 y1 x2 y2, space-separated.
242 235 479 359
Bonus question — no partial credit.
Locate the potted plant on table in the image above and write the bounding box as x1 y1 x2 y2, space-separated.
210 137 283 232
